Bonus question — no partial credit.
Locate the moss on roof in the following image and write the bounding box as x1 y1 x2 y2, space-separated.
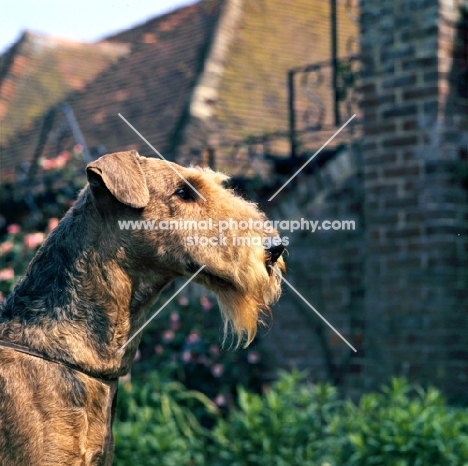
1 0 358 176
0 32 128 146
0 1 222 176
215 0 358 142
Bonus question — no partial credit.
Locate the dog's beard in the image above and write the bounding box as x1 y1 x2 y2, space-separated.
214 260 284 348
186 233 285 348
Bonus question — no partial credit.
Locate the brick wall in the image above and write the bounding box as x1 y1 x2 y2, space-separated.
259 0 467 399
360 0 468 397
260 145 366 396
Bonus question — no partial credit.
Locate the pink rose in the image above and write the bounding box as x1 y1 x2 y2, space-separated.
0 241 13 254
0 268 14 281
214 394 227 407
24 232 45 249
134 349 141 362
178 296 189 306
58 150 71 161
41 159 55 170
187 331 200 344
55 151 71 168
182 350 192 362
7 224 20 235
162 329 175 342
211 364 224 378
200 295 213 311
47 218 59 232
170 312 180 330
247 351 260 364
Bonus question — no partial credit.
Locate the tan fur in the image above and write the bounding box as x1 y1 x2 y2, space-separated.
0 150 285 464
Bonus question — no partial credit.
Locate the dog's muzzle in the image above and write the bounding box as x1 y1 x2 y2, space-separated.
265 243 285 268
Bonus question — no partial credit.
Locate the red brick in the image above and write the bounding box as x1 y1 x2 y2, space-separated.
384 196 419 208
383 165 420 177
403 86 439 101
382 135 419 148
402 119 418 131
365 122 396 135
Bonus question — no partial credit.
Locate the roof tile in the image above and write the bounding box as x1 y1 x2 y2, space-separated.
0 31 130 146
0 0 222 175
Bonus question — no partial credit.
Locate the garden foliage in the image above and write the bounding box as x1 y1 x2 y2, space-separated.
113 372 468 466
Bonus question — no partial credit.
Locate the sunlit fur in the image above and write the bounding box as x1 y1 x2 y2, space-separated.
0 151 285 464
140 161 285 348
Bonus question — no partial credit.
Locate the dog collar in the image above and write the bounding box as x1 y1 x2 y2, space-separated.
0 339 118 383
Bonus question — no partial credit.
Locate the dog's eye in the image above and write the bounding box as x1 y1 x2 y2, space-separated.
175 185 195 201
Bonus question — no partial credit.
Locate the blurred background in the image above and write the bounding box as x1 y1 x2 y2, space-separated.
1 0 467 464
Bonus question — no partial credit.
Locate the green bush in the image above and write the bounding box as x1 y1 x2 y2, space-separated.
337 378 468 466
113 372 468 466
208 369 339 466
114 373 217 466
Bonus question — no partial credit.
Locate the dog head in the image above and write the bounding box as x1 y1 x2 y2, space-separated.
86 150 285 348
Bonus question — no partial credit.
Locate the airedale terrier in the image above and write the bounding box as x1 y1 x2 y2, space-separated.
0 150 285 465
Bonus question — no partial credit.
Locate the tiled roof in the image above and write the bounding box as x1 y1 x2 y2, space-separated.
0 31 129 146
73 0 222 156
0 0 358 179
0 0 222 177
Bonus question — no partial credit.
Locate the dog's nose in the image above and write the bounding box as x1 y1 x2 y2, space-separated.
266 243 285 264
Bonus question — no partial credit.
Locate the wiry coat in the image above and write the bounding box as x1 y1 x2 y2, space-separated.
0 151 284 464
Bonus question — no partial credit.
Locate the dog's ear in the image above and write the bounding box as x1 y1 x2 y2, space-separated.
86 150 150 208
